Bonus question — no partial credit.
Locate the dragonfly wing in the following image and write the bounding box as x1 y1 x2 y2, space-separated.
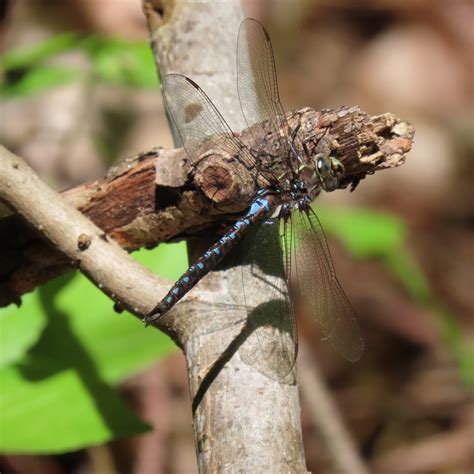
162 73 256 169
237 218 297 381
237 19 291 167
283 208 364 362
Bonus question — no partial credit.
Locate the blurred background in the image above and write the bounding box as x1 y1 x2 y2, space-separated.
0 0 473 473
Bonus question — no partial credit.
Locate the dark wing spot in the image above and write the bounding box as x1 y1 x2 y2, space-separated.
184 103 203 124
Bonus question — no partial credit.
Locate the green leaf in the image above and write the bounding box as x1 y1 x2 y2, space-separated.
134 242 188 281
85 37 158 88
0 65 80 97
33 243 185 386
0 364 150 453
315 206 406 257
0 34 158 99
0 33 78 70
0 292 46 368
0 242 187 452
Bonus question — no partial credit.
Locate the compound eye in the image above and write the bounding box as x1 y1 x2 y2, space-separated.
316 155 331 179
324 176 339 192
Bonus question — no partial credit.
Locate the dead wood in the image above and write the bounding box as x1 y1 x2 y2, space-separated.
0 108 413 308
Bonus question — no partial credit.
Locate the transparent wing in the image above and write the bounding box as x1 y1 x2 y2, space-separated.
236 18 291 167
162 73 256 169
283 208 364 362
238 218 297 381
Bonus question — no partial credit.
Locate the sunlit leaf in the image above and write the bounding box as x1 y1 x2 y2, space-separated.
84 37 158 88
0 66 80 97
0 364 150 453
0 292 46 368
0 33 78 70
316 206 406 257
0 242 187 452
134 242 188 281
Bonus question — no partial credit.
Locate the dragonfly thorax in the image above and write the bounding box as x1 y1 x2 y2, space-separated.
283 147 344 204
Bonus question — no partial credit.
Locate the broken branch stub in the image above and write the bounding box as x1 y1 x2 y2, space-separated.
0 107 413 307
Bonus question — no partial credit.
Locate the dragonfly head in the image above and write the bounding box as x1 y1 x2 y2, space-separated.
313 153 344 192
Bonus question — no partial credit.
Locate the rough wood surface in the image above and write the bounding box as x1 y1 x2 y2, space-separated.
0 107 413 307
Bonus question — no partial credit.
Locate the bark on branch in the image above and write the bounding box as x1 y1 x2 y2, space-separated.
0 107 413 308
0 145 176 339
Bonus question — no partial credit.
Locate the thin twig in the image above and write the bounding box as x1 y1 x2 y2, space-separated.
0 145 172 337
298 341 369 474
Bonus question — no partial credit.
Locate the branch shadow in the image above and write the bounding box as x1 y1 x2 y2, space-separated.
17 274 141 436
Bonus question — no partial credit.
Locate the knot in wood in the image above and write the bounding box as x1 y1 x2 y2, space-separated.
193 153 256 212
77 233 92 251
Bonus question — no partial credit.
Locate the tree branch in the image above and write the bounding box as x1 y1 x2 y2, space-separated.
0 107 413 307
0 145 175 339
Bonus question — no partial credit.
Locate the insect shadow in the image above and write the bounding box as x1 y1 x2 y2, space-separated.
191 296 296 414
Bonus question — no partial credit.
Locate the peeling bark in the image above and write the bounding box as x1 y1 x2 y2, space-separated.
0 108 413 307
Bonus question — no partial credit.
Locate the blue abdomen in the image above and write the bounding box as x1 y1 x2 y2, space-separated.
146 193 276 322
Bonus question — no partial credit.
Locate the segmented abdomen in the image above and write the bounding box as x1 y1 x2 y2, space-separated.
146 192 275 322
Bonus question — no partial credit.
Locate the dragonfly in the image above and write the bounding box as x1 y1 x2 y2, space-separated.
145 18 364 372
